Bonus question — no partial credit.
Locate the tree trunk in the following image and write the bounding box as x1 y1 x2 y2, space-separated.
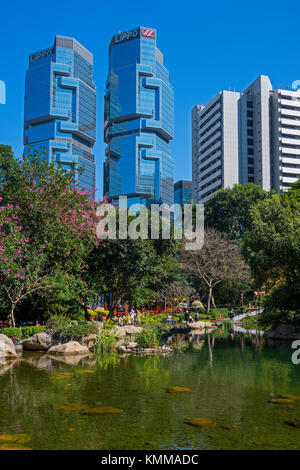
108 297 121 320
7 304 16 328
207 286 213 313
211 295 216 308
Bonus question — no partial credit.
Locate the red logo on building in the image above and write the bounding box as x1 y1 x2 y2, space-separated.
141 29 155 39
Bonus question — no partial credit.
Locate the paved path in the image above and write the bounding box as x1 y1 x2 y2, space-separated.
232 308 264 323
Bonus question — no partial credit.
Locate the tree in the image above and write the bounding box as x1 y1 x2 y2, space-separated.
155 282 196 311
0 150 100 324
204 183 270 241
87 208 178 318
181 228 251 312
88 236 177 318
242 189 300 310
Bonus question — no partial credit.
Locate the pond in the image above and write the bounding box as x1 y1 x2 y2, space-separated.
0 330 300 450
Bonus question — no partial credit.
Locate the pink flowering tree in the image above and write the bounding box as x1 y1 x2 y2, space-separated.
0 149 101 325
0 201 55 326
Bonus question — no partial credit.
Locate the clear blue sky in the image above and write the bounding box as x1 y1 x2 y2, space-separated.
0 0 299 198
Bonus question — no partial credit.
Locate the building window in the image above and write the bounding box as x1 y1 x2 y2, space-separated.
248 157 254 165
247 129 253 136
248 148 254 155
247 110 253 118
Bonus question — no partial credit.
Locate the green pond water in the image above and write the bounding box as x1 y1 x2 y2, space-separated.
0 331 300 450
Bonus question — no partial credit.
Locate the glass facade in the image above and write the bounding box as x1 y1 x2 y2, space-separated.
104 27 174 206
24 36 96 194
174 180 193 204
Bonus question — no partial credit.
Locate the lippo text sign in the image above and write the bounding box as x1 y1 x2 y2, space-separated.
112 28 156 46
29 47 54 63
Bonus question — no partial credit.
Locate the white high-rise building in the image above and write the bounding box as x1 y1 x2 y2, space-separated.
271 88 300 193
238 75 273 191
192 75 300 204
192 91 240 203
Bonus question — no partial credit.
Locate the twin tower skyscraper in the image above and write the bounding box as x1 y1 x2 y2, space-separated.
24 28 174 205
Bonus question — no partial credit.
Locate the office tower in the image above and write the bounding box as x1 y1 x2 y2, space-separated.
174 180 193 204
192 91 240 204
24 35 96 193
192 75 300 204
271 88 300 192
239 75 272 190
104 27 174 206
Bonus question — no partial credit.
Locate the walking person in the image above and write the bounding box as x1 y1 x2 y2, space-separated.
130 308 135 325
184 308 189 325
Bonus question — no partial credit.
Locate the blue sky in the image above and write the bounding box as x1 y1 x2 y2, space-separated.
0 0 299 198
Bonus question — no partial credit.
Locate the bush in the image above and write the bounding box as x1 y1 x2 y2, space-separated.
1 326 47 340
258 310 300 329
191 300 204 309
47 314 71 330
210 308 229 319
20 326 47 339
94 322 119 354
95 308 109 315
136 327 161 348
264 282 300 312
1 328 22 339
56 323 98 342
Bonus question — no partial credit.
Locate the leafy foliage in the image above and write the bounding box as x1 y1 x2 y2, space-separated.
136 327 161 348
1 326 47 339
242 188 300 311
205 183 270 240
56 323 98 341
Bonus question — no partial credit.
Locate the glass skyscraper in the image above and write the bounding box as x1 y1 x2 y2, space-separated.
174 180 193 204
103 27 174 206
24 35 96 193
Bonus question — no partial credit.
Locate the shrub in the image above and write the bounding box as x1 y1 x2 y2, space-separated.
56 323 98 342
257 310 300 329
136 327 161 348
47 314 71 330
210 308 229 319
191 300 204 309
94 322 119 354
20 326 47 339
1 326 47 340
194 313 212 321
1 327 21 339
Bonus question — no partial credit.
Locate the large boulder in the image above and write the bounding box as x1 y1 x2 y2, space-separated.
190 321 212 330
115 326 126 338
22 332 53 351
115 325 143 336
124 325 143 335
78 334 97 350
0 340 17 359
0 334 15 348
48 341 89 355
267 324 300 340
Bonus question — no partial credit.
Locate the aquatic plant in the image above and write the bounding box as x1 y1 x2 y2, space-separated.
136 326 161 348
93 322 119 355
